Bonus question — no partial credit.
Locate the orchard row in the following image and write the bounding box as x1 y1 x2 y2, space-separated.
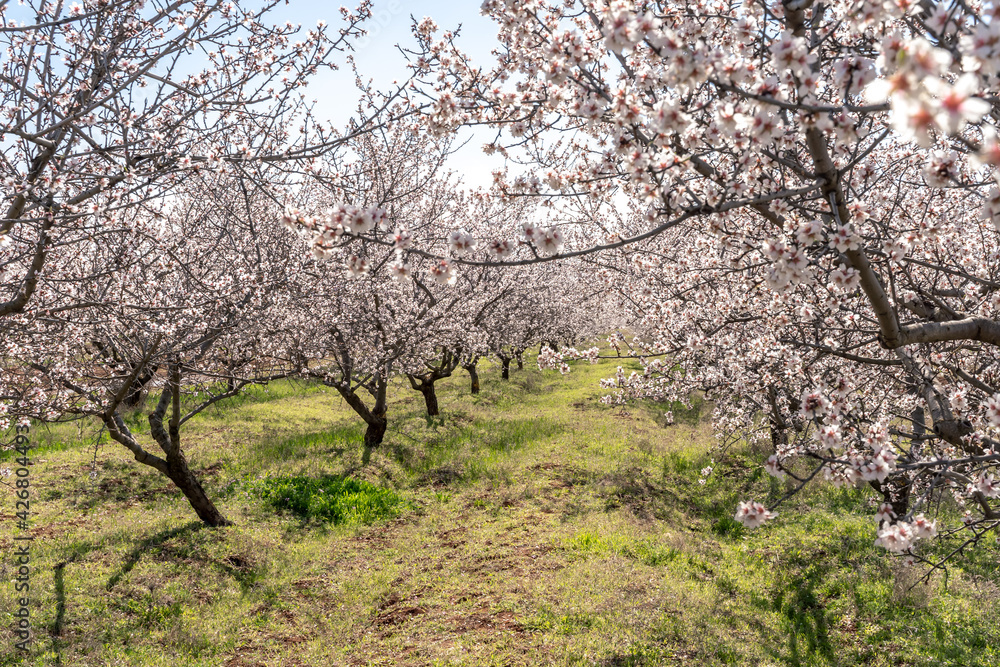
3 0 1000 569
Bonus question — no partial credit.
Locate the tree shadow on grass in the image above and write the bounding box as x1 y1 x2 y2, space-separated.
382 415 565 487
105 521 205 591
252 425 357 467
49 555 75 666
763 566 836 666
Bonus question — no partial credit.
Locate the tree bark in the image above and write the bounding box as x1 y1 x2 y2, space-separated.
515 348 524 370
331 372 389 449
867 401 924 521
123 366 156 408
464 362 480 394
164 455 232 527
406 349 458 415
364 417 388 447
766 386 789 453
420 383 440 416
769 419 788 452
148 362 231 526
105 363 231 528
871 477 911 521
500 356 511 380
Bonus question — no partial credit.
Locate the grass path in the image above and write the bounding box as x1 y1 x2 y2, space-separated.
2 358 999 666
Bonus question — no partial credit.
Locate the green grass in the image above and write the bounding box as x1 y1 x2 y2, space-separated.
2 352 999 666
241 475 407 525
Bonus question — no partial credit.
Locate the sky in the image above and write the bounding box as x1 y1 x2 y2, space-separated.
275 1 504 189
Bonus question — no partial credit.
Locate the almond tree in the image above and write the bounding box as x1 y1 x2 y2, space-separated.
0 0 434 525
10 168 307 525
285 122 476 444
0 0 373 321
381 1 1000 561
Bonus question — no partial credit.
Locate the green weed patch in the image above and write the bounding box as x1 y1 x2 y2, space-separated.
245 474 407 525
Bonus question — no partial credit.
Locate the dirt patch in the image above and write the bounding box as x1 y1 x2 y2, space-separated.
449 608 525 633
374 604 426 627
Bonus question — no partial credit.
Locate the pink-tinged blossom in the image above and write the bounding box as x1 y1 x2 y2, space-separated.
910 514 937 539
832 56 876 95
880 92 938 148
973 129 1000 172
800 388 830 419
874 502 896 524
796 219 825 246
652 98 689 135
925 74 991 135
961 22 1000 74
393 228 413 250
829 264 860 292
986 394 1000 427
698 466 713 485
537 346 562 371
746 108 781 145
825 465 861 488
817 423 843 448
388 259 411 282
428 259 457 286
371 207 390 231
875 522 914 554
448 229 477 255
336 205 373 235
829 224 861 252
537 227 565 255
926 5 957 36
601 2 641 54
488 238 517 258
982 187 1000 232
899 37 953 77
765 454 785 479
923 149 959 187
859 455 894 483
281 206 308 230
345 255 369 278
735 500 776 529
950 387 969 412
521 221 540 243
769 31 816 78
864 71 917 104
975 474 1000 498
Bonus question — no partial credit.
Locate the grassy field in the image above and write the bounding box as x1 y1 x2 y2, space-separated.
2 355 999 666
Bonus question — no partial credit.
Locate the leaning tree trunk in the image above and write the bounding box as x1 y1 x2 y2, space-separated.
500 356 511 380
418 381 440 416
463 362 480 395
106 363 231 527
163 451 232 527
364 417 388 447
149 365 232 526
406 350 459 417
331 370 390 449
108 418 230 526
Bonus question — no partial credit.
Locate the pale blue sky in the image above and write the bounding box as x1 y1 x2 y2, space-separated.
278 1 503 188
